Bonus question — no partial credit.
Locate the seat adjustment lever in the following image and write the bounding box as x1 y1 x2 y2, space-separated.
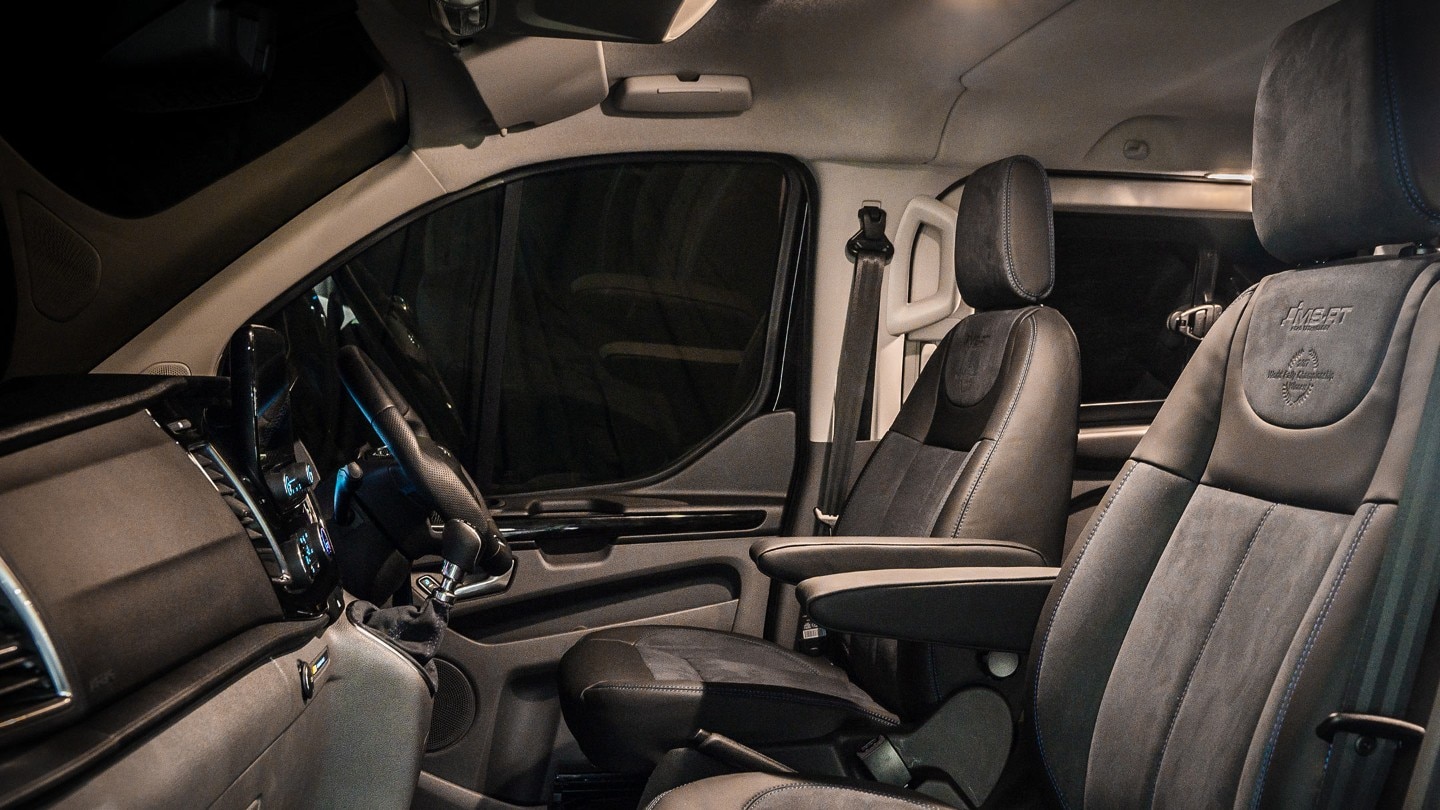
1316 712 1424 747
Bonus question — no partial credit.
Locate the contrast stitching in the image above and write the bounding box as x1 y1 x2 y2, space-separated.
1377 0 1440 224
1002 158 1019 296
1248 503 1378 809
999 158 1041 302
640 627 841 679
1147 502 1277 806
584 683 901 726
741 783 939 810
927 643 941 704
643 786 680 810
1032 462 1141 810
1037 156 1056 298
951 315 1038 536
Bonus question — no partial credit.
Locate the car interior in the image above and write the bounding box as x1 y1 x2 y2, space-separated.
3 0 1440 808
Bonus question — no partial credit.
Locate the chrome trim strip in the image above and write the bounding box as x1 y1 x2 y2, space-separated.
452 562 515 600
1079 398 1166 410
0 551 73 730
189 445 294 586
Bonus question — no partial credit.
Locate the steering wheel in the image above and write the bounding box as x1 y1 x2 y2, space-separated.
337 344 513 577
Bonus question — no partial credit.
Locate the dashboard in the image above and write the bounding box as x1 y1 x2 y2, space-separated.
0 365 356 805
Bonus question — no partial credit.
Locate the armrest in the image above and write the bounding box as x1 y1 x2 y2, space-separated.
797 567 1059 651
750 536 1046 585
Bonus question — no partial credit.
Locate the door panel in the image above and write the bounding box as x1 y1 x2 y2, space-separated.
416 411 796 805
420 533 774 801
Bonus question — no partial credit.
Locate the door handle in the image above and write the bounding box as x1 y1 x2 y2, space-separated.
1167 304 1224 341
496 510 766 547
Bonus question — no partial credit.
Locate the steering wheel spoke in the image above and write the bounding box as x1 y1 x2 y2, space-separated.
338 345 513 578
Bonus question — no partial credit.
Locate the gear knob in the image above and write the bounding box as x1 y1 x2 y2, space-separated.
434 519 483 605
479 516 514 577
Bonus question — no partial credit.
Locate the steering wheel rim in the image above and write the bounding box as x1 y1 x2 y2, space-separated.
338 344 507 568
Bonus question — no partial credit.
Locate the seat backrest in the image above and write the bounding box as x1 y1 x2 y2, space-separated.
1030 1 1440 806
836 155 1080 566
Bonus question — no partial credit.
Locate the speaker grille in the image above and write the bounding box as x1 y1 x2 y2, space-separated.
428 659 475 751
19 194 101 323
143 362 193 376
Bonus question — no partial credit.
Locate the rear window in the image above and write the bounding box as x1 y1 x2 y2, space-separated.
1046 212 1282 406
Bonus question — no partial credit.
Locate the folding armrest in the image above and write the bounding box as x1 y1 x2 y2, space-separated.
797 566 1059 651
751 536 1046 585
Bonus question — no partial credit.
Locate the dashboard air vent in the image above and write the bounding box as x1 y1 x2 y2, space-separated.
0 558 71 732
192 449 267 544
188 446 288 582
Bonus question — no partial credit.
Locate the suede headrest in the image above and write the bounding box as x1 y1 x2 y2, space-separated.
955 155 1055 310
1253 0 1440 264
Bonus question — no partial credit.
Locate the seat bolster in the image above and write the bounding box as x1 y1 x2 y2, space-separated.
648 772 952 810
931 306 1078 562
751 535 1045 585
800 566 1059 651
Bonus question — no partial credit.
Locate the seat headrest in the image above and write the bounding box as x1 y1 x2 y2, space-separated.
955 155 1055 310
1253 0 1440 264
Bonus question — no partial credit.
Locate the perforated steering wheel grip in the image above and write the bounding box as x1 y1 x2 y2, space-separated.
338 345 511 574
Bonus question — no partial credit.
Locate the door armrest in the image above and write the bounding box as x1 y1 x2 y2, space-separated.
750 536 1046 585
797 566 1059 651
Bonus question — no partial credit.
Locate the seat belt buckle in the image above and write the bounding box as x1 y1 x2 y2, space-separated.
797 614 828 655
857 735 912 787
845 206 895 263
813 507 839 528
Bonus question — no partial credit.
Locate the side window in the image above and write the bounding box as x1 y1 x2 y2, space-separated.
264 159 795 493
496 162 790 492
1046 212 1282 406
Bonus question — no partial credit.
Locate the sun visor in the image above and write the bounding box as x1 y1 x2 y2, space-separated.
460 36 608 129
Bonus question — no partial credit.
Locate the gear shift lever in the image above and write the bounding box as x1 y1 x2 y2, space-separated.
434 519 483 606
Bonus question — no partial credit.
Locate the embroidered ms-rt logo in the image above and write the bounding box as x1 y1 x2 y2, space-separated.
1266 347 1335 406
1280 301 1353 331
953 329 992 380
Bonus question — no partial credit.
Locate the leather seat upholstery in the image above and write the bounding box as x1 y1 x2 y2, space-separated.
646 0 1440 806
558 155 1081 772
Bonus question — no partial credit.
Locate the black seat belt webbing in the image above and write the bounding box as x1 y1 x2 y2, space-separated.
814 205 893 535
1317 350 1440 808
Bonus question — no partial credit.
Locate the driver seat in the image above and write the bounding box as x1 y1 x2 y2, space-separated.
624 0 1440 806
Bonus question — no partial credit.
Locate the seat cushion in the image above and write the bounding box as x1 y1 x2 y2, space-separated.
559 626 900 772
647 772 951 810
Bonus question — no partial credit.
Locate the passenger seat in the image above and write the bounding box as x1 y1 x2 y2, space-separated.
557 155 1081 771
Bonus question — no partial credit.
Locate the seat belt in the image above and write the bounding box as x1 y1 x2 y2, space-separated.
813 205 893 535
1315 350 1440 808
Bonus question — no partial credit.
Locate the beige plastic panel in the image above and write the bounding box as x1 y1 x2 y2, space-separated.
53 610 431 809
96 150 446 376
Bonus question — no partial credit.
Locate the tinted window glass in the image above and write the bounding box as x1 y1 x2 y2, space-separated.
264 187 502 474
1047 212 1281 404
262 160 793 493
495 162 789 492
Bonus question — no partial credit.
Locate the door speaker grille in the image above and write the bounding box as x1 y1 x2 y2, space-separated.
428 658 476 751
